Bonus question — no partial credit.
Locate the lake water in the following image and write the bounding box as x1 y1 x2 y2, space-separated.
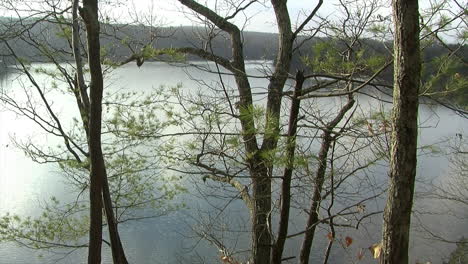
0 61 467 264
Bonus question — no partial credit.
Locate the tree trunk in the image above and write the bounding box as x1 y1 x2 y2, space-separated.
299 97 355 264
251 162 272 264
80 1 129 263
102 177 129 264
81 0 104 262
252 2 292 262
299 133 332 264
271 71 304 264
381 0 421 263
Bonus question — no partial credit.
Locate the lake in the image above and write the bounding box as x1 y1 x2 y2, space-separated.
0 61 467 263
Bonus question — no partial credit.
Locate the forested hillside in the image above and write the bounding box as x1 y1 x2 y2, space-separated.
1 17 466 109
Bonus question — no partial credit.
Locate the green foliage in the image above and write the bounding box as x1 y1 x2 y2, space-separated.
100 89 186 212
444 238 468 264
422 54 468 109
226 136 241 148
58 158 89 170
34 67 59 78
105 89 182 140
55 26 72 41
153 47 186 62
0 198 88 249
0 65 186 250
120 36 131 46
238 103 266 136
303 41 387 75
17 57 31 68
458 29 468 42
100 46 109 63
105 151 186 213
369 24 387 35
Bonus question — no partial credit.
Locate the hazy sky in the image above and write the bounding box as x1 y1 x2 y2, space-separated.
110 0 444 33
106 0 393 32
0 0 459 38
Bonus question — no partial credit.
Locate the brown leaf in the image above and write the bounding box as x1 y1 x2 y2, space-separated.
345 236 353 247
368 242 382 259
327 232 334 241
357 203 366 213
221 256 230 263
367 122 374 136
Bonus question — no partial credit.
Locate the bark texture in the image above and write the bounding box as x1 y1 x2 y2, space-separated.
81 0 104 262
381 0 421 263
80 1 129 263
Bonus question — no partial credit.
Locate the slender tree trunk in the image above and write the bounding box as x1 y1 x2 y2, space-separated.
381 0 421 263
271 71 304 264
81 0 104 262
102 178 129 264
80 1 129 263
299 134 332 264
71 0 90 127
299 97 355 264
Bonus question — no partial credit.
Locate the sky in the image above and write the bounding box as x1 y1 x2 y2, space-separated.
105 0 448 33
0 0 463 41
104 0 391 32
